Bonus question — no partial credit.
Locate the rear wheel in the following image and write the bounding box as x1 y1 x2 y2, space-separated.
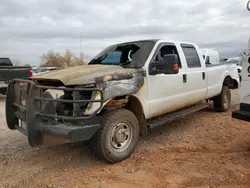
91 108 140 163
213 86 231 112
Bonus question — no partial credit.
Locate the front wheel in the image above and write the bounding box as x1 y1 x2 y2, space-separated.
91 109 140 163
213 86 231 112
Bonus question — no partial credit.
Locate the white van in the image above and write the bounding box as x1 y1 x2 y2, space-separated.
200 48 220 65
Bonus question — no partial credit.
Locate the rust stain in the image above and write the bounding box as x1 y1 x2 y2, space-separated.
104 98 129 109
103 75 113 82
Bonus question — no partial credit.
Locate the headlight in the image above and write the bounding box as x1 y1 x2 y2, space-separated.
86 91 97 109
84 91 102 115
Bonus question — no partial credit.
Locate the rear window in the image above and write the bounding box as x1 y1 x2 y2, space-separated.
181 45 201 68
0 58 13 66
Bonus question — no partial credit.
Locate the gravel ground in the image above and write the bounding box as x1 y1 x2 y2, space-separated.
1 90 250 188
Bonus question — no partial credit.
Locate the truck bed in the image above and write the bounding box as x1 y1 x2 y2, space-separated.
0 58 31 94
0 66 31 81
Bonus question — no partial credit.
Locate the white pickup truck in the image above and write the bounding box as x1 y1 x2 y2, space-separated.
6 39 239 163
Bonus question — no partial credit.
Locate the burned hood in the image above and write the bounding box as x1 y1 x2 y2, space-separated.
31 64 140 85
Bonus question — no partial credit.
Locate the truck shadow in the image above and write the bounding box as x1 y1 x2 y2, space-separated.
34 105 244 166
40 106 216 163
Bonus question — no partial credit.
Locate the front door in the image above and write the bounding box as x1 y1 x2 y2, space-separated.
147 43 187 118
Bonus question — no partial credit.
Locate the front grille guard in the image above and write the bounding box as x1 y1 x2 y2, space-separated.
6 79 104 146
10 79 103 120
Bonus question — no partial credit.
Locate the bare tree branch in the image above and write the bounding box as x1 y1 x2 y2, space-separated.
40 49 87 67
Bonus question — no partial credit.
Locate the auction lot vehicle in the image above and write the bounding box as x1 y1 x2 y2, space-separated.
232 1 250 122
6 39 239 163
32 67 64 76
0 58 32 95
232 38 250 122
200 48 220 65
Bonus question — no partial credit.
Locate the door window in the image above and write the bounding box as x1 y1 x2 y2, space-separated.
153 45 182 68
181 44 201 68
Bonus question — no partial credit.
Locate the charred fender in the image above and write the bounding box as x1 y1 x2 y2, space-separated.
84 70 145 115
97 70 145 101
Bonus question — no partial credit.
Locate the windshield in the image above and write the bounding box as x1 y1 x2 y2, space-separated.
88 41 156 68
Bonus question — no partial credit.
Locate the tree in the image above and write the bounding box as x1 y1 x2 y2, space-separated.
40 50 64 67
63 49 74 67
69 56 86 67
12 59 22 66
40 49 87 67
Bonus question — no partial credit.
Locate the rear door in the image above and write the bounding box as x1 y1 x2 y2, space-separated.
180 44 207 106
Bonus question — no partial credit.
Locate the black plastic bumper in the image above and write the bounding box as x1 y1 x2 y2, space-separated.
232 103 250 122
14 117 101 144
6 79 104 146
39 117 101 142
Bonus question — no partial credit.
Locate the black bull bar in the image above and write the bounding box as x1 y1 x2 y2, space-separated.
6 79 104 147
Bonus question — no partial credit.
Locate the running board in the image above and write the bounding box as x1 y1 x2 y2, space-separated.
147 103 209 129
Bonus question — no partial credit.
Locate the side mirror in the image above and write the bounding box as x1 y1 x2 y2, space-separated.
163 54 179 74
149 54 179 75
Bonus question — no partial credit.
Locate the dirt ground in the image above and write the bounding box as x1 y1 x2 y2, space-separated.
1 90 250 188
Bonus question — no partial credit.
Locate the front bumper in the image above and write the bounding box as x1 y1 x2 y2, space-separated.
6 79 104 146
232 103 250 122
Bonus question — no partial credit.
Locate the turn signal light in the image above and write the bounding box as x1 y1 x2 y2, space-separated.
173 64 178 71
29 67 33 77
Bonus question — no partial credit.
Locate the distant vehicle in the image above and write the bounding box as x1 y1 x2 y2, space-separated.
32 67 63 76
6 39 239 163
200 48 220 65
0 58 32 95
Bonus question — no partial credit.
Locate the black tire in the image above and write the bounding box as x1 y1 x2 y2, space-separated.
213 86 231 112
91 108 140 163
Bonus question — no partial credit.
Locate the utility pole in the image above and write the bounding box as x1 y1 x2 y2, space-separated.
80 32 82 60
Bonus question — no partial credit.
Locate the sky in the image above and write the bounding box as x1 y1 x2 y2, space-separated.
0 0 250 65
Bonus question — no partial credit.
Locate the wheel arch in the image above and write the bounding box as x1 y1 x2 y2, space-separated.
100 95 147 136
222 75 239 89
